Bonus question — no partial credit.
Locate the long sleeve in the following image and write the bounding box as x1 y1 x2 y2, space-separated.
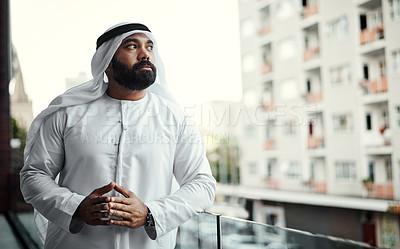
20 110 86 234
145 116 216 238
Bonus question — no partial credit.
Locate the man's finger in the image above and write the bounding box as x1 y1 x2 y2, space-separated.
89 196 110 206
92 182 116 196
109 209 131 220
91 203 110 212
109 219 132 228
114 184 133 198
110 196 131 205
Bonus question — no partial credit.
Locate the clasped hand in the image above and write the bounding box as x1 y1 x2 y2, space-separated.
74 182 148 228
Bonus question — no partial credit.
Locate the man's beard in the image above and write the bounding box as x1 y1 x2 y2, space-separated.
111 58 157 91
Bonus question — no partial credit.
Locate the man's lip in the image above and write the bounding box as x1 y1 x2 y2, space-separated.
139 65 152 71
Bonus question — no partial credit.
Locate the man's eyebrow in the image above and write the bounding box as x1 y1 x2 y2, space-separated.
122 38 154 45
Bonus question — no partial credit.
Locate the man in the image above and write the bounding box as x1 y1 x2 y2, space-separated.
20 23 216 249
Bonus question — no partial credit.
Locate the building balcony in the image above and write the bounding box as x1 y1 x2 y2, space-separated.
308 136 324 149
264 177 280 190
307 180 327 194
363 182 394 200
264 140 276 150
359 76 387 95
303 46 320 61
303 91 323 103
261 62 272 74
259 25 272 36
360 25 384 45
263 101 275 112
302 4 319 19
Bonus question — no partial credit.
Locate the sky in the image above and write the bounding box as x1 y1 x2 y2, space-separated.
10 0 243 116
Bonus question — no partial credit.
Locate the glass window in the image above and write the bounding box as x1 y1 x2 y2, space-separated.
335 161 356 181
280 79 298 100
330 63 351 85
242 54 256 73
276 0 295 20
333 113 353 132
249 162 257 175
279 38 296 60
392 49 400 73
396 106 400 128
241 19 255 38
327 16 348 41
284 120 297 136
286 161 300 179
389 0 400 21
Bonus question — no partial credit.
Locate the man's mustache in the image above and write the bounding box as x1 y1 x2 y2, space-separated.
133 60 156 71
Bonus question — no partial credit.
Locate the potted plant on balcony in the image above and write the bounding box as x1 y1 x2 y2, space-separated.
362 177 374 192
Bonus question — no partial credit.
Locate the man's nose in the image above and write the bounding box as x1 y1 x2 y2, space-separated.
138 48 150 61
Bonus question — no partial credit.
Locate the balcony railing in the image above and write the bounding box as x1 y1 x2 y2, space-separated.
260 25 272 36
359 76 388 94
176 212 382 248
303 91 323 103
261 62 272 74
363 182 394 200
360 25 384 45
308 136 324 149
302 4 319 18
2 211 385 249
303 46 320 61
264 140 275 150
264 177 280 190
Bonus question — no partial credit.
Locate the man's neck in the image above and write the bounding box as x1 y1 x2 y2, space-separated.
106 81 147 101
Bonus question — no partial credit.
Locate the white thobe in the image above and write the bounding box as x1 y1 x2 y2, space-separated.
20 92 216 249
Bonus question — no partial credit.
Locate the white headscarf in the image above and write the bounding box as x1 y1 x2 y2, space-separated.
25 22 178 243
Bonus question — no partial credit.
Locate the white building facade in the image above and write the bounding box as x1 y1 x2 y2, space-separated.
232 0 400 247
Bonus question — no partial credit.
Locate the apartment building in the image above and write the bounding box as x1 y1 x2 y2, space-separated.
221 0 400 247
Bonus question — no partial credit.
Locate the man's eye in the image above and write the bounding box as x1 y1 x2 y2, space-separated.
127 44 137 49
148 46 154 51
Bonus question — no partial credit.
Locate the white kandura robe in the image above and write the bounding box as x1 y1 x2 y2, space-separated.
20 91 216 249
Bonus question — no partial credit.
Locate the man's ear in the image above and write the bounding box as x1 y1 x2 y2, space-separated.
105 62 112 73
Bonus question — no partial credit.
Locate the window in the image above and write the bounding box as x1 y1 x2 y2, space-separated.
242 54 256 73
335 161 356 181
284 120 297 136
392 49 400 73
366 113 372 130
280 79 298 100
386 159 393 182
241 19 255 38
279 38 296 60
276 0 295 20
286 161 300 179
397 106 400 128
330 64 351 85
389 0 400 21
327 16 348 41
249 162 257 175
266 161 272 178
333 113 353 132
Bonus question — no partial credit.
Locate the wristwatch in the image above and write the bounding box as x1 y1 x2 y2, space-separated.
144 207 157 240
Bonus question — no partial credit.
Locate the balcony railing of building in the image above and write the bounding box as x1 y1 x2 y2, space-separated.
2 211 385 249
360 25 384 45
303 46 320 61
264 140 276 150
302 91 323 103
260 25 272 36
262 62 272 74
307 136 324 149
302 4 319 19
363 182 394 200
176 212 383 249
359 76 388 94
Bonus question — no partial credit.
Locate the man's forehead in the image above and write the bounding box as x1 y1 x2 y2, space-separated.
122 33 153 43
